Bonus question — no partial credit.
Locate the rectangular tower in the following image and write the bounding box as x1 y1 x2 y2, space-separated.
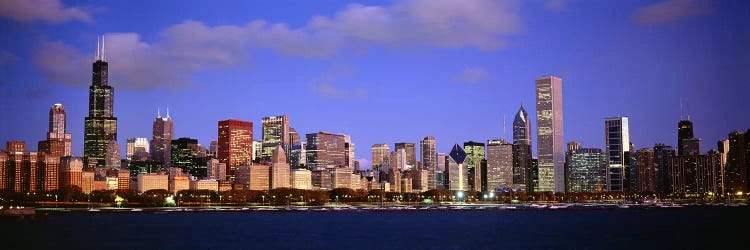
605 117 630 192
535 76 564 193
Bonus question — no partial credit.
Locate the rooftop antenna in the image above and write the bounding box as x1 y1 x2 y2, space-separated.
157 107 161 118
686 100 691 121
95 36 99 61
166 107 170 119
102 35 106 61
680 98 684 120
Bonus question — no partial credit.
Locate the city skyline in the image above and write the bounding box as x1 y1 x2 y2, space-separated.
1 0 749 169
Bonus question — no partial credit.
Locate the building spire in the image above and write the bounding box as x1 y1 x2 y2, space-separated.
102 34 106 62
166 107 170 119
157 107 161 118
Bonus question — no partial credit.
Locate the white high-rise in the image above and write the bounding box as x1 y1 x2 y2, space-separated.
535 76 564 192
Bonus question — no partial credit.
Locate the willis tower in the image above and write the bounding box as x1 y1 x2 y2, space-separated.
84 35 118 168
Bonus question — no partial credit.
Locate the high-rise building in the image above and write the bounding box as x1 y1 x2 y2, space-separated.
447 144 468 191
605 117 630 192
343 134 355 168
218 119 253 180
726 131 746 193
305 132 347 168
252 141 262 160
436 153 446 172
171 137 204 177
271 145 290 189
261 115 290 158
487 139 513 192
371 143 391 170
6 141 26 153
126 138 149 161
209 140 218 157
105 140 121 169
0 153 6 190
151 109 174 167
653 144 676 194
635 148 656 193
717 139 730 193
463 141 485 191
420 136 437 190
136 173 168 193
512 105 533 192
206 158 226 180
312 168 332 190
38 103 72 157
535 76 564 192
6 151 38 192
60 156 83 190
565 143 606 193
394 143 416 167
84 36 118 168
38 153 60 191
678 120 696 156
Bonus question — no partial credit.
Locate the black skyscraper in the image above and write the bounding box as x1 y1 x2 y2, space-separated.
84 36 117 168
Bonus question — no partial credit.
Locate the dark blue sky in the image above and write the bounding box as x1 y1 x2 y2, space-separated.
1 0 748 168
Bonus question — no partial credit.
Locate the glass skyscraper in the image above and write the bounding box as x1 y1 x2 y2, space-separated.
512 105 532 192
565 143 606 193
605 116 630 192
261 115 290 158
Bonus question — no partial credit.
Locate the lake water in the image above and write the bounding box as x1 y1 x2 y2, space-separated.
1 207 746 249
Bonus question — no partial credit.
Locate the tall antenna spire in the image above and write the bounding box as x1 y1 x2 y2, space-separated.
166 107 170 119
102 35 106 61
686 100 690 121
680 98 684 120
157 107 161 118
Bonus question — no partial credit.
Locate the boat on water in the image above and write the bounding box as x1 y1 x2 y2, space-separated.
88 209 100 212
131 208 143 212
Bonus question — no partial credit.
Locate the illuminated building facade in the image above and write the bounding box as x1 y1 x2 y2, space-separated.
420 136 437 190
218 119 253 180
38 103 72 157
305 132 347 168
261 115 290 158
151 110 174 167
605 116 630 192
487 139 513 192
84 36 118 168
535 76 564 192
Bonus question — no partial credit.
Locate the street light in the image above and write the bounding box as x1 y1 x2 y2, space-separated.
457 191 464 204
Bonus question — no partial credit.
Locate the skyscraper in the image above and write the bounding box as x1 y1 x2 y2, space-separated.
420 136 437 190
126 138 149 161
38 103 72 157
678 120 699 156
447 144 468 191
151 109 174 167
512 105 533 192
726 131 746 193
635 148 656 193
261 115 290 158
305 132 347 168
106 140 121 169
605 117 630 192
371 144 390 170
486 139 513 192
84 36 117 168
535 76 564 192
653 143 676 195
170 137 203 177
463 141 485 191
565 143 606 193
394 143 416 167
218 119 253 180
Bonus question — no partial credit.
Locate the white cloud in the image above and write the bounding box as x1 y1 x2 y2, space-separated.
32 0 521 90
633 0 713 24
454 67 490 84
0 0 93 23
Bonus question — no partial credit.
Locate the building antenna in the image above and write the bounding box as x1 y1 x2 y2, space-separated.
680 98 684 120
102 34 106 61
95 36 100 61
167 107 170 119
157 107 161 118
686 100 690 121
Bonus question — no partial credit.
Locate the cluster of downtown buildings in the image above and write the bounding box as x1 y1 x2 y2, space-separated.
1 38 749 200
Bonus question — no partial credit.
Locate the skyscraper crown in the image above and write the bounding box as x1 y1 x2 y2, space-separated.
449 144 467 164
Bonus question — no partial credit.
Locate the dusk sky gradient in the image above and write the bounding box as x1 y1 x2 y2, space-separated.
1 0 748 169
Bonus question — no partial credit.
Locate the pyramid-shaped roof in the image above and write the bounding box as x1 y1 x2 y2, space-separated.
449 144 467 164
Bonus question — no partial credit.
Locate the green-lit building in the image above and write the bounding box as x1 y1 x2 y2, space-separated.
171 137 207 178
464 141 485 192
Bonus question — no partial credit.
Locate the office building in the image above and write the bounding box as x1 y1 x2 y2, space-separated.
565 143 606 193
535 76 564 192
206 158 227 181
291 168 312 190
189 179 219 192
106 140 121 169
653 144 676 194
371 144 390 168
312 168 332 190
271 146 290 189
394 143 416 167
6 141 26 153
463 141 484 191
447 144 468 191
84 36 118 168
218 119 253 180
60 156 83 190
261 115 290 158
126 138 149 161
635 148 656 193
726 131 747 193
420 136 437 190
38 103 72 157
171 137 204 177
136 173 168 193
605 117 630 192
487 139 513 192
305 132 347 168
151 109 174 167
